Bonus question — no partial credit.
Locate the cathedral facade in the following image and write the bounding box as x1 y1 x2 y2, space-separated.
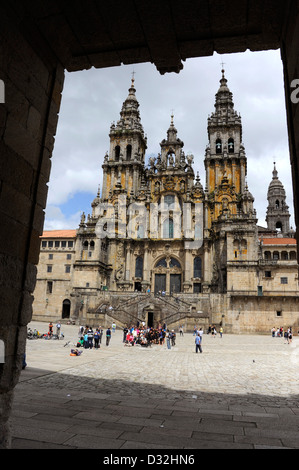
32 72 299 333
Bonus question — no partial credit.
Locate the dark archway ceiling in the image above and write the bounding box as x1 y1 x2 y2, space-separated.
12 0 288 74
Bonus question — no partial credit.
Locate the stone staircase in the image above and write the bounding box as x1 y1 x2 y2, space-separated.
86 292 210 331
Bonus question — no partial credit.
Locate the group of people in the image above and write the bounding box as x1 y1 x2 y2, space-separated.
122 325 177 349
271 326 293 343
75 323 225 353
27 322 64 340
76 325 112 349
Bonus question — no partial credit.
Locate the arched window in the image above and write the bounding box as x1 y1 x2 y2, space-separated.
241 239 247 250
90 241 95 250
155 258 167 268
135 256 143 278
216 139 222 154
115 145 120 161
275 200 280 209
276 222 282 232
290 251 297 260
164 194 175 208
264 251 271 260
126 144 132 161
194 257 202 278
273 251 280 260
281 251 288 260
83 241 88 250
228 138 234 153
170 258 181 268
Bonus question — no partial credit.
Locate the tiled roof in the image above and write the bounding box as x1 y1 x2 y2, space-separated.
41 230 77 239
260 237 296 245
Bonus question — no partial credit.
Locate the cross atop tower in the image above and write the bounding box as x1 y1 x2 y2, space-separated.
131 70 136 86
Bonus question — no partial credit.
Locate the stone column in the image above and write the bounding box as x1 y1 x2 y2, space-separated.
0 6 64 448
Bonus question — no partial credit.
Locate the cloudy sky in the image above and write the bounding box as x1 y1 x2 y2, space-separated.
44 49 294 231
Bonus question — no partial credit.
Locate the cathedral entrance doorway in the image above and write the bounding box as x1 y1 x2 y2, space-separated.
62 299 71 319
170 274 181 294
154 257 182 294
154 274 166 294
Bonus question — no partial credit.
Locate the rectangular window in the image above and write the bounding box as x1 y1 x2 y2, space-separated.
47 265 52 273
41 241 47 248
276 311 282 317
67 253 72 260
68 241 73 248
55 241 60 248
48 241 53 248
265 271 272 278
65 265 71 273
257 286 263 296
49 253 53 260
46 281 53 294
281 277 288 284
61 241 67 248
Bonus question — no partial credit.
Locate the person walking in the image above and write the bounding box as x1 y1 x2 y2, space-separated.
179 325 184 336
106 327 111 346
195 333 202 353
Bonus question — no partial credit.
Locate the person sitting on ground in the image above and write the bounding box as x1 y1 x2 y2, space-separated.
70 349 82 356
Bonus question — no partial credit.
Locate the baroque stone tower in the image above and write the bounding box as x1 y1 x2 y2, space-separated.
204 69 258 293
266 163 291 235
101 76 147 201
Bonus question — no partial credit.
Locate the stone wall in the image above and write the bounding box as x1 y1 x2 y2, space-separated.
0 6 64 448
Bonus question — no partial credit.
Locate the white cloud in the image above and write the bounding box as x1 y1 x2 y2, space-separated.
44 205 81 230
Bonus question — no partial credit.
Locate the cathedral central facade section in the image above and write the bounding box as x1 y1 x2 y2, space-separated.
82 72 258 298
33 72 299 333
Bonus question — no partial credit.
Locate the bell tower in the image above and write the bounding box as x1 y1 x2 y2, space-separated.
266 163 290 235
101 76 147 202
204 69 248 227
204 69 257 294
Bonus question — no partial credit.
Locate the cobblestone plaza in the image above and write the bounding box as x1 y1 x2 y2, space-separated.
11 322 299 449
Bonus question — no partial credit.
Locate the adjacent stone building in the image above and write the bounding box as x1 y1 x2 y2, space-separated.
32 72 299 333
